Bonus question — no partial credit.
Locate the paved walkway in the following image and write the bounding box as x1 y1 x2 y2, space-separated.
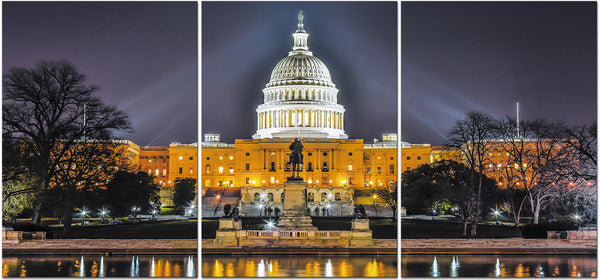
3 239 197 255
402 238 596 255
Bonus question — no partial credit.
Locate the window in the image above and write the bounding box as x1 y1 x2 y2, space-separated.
389 164 394 174
155 169 159 176
245 177 250 184
348 152 353 156
335 193 341 201
254 193 260 201
307 192 315 202
323 152 328 156
246 152 250 156
281 193 285 201
206 157 210 160
270 177 275 184
308 152 312 156
348 164 353 171
406 167 411 171
178 167 183 174
205 165 210 174
406 156 411 160
205 180 210 187
190 168 193 174
377 167 381 174
229 167 234 174
147 169 152 174
189 156 193 160
246 163 250 170
148 159 152 163
179 156 183 160
367 167 371 174
270 162 276 171
163 169 167 176
377 156 381 160
322 162 328 171
307 162 313 171
417 156 421 160
218 166 223 174
267 192 274 202
321 193 328 202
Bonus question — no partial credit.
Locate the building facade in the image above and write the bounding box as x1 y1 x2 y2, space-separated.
201 13 398 217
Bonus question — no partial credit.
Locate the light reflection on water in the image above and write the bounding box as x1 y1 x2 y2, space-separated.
2 255 196 277
202 255 397 277
401 254 597 277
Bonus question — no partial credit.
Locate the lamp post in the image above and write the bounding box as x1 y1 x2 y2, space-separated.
80 207 88 227
372 194 378 216
98 208 109 224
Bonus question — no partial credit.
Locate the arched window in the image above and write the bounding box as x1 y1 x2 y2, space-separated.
307 192 314 202
307 162 313 171
335 193 341 201
390 164 395 174
254 193 260 202
267 192 274 202
306 208 311 215
321 193 328 202
205 165 210 174
218 166 224 174
377 167 381 174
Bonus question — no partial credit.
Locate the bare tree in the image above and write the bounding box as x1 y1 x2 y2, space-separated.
3 60 131 225
375 181 397 220
446 111 495 236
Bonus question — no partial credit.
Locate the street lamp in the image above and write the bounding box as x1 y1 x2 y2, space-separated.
79 207 88 227
372 194 378 216
98 207 109 224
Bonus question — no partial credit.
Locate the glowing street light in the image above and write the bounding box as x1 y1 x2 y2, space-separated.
79 207 89 226
98 207 109 223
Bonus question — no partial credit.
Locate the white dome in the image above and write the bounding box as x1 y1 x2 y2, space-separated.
253 11 347 140
268 54 333 86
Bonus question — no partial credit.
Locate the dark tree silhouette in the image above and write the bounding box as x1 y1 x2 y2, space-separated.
3 60 131 225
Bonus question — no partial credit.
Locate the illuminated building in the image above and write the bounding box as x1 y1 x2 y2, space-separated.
201 12 397 216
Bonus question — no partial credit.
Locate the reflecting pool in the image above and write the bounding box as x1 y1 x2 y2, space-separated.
201 255 397 277
2 255 196 277
401 254 597 277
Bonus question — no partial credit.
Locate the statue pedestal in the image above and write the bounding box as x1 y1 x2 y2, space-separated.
214 218 242 247
277 180 317 230
350 219 374 247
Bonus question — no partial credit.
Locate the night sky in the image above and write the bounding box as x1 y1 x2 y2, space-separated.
3 2 198 146
202 2 397 143
402 2 597 146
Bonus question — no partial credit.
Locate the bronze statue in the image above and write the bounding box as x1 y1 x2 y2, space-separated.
353 205 368 219
289 138 303 179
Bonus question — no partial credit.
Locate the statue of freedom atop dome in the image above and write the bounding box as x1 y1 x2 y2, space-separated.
289 138 304 179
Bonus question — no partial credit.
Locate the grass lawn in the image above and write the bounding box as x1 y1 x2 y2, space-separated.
46 220 198 239
401 219 522 239
201 217 397 239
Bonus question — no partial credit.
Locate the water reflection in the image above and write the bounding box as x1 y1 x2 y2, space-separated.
401 255 597 277
202 255 397 277
2 255 197 277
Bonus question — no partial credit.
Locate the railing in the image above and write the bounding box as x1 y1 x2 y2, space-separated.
244 230 345 239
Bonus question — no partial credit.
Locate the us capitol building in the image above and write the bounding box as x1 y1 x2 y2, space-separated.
201 12 397 217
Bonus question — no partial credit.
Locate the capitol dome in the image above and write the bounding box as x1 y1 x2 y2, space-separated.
268 54 334 87
253 11 347 140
